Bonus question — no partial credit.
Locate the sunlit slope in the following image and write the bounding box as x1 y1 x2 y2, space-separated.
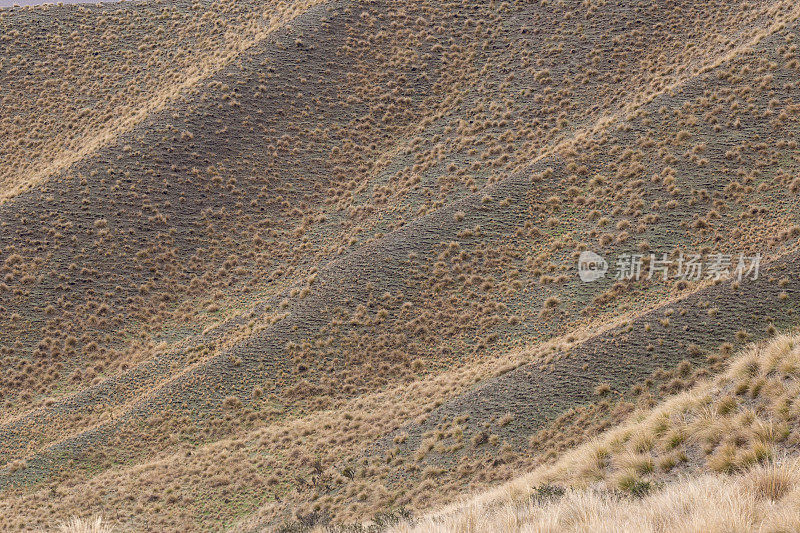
392 333 800 532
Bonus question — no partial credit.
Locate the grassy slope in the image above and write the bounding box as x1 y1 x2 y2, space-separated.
395 465 800 532
0 0 323 199
394 333 800 532
0 0 799 531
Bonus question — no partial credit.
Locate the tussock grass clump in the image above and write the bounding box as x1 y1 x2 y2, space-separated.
391 466 800 532
392 334 800 532
3 0 800 530
57 516 113 533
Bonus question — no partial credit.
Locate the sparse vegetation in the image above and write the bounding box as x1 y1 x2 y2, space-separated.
1 0 800 531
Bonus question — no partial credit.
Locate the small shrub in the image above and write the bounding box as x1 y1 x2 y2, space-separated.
222 396 242 410
594 383 611 396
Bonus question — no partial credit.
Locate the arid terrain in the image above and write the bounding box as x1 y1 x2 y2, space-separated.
1 0 800 531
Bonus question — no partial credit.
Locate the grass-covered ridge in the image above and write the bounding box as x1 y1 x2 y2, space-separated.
394 333 800 532
2 0 800 530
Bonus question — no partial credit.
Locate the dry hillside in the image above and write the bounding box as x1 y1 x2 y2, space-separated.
0 0 799 531
393 334 800 532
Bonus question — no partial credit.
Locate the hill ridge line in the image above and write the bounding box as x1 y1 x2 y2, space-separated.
245 0 799 316
2 0 797 470
4 1 794 434
390 0 800 239
6 236 797 493
0 0 328 203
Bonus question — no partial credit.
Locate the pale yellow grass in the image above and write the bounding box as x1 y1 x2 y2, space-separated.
393 462 800 532
53 516 112 533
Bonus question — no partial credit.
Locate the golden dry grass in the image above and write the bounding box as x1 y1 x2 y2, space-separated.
393 462 800 533
2 0 800 530
392 334 800 532
0 0 325 201
53 517 112 533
